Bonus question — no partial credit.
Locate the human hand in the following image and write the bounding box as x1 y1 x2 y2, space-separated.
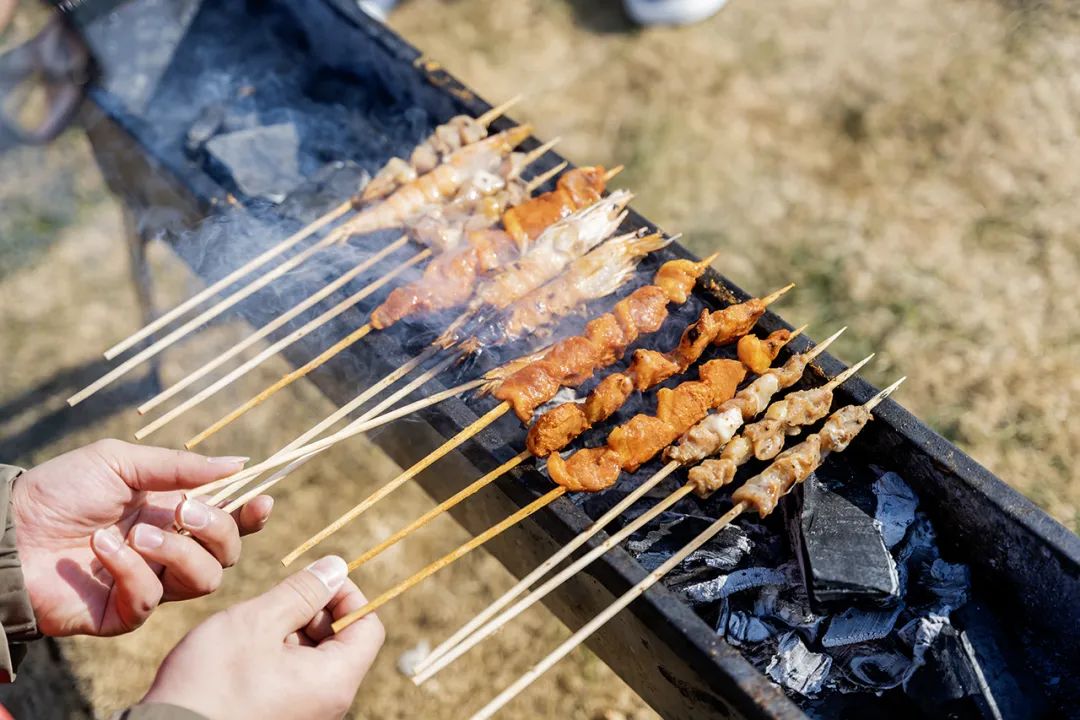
12 439 273 637
141 556 384 720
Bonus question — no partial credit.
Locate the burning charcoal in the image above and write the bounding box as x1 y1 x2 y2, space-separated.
205 123 305 203
725 611 774 646
873 471 918 549
766 632 832 697
822 606 903 648
185 104 226 157
682 567 787 604
904 619 1001 719
83 0 203 114
790 472 900 611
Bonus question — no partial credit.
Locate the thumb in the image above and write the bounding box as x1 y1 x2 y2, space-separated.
252 556 349 636
94 439 248 491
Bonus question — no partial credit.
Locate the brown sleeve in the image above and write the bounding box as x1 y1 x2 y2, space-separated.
0 465 39 682
115 704 210 720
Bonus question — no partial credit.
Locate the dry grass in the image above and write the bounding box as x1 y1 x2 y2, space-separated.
0 0 1078 718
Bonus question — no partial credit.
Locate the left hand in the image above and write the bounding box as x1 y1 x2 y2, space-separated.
11 439 273 637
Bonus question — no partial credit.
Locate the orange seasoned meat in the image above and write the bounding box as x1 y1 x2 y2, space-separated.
737 328 794 375
492 258 710 422
525 288 785 457
546 359 745 493
501 167 606 247
525 403 589 457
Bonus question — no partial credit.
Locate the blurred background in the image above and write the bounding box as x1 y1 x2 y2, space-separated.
0 0 1077 718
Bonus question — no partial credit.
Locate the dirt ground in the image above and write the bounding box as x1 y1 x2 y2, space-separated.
1 0 1078 718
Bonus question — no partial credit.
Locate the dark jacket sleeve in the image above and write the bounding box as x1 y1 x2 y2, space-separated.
117 704 211 720
0 465 39 681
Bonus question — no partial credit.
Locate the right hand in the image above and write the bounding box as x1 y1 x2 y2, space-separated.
140 556 385 720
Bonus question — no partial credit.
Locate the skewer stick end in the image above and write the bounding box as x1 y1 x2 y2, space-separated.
805 326 846 361
477 94 524 128
522 137 561 166
760 282 795 307
700 251 719 265
525 161 567 192
603 164 626 182
789 323 809 339
867 376 906 410
825 353 874 390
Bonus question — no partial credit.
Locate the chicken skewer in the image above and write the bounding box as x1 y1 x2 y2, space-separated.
277 252 716 565
184 166 622 498
329 341 798 630
99 98 522 362
463 379 905 720
358 96 524 206
184 188 631 449
133 160 571 439
69 125 534 407
414 347 868 682
345 322 795 571
206 230 667 507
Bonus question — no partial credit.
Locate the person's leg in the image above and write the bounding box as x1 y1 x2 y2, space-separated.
623 0 730 27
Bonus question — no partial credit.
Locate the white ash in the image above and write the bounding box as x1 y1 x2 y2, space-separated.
822 606 904 648
627 518 685 555
682 566 788 604
754 586 826 643
873 471 919 549
766 632 832 697
842 647 914 691
725 611 775 646
927 558 971 613
533 387 583 417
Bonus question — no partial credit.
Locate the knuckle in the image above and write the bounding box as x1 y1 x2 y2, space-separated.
286 575 326 616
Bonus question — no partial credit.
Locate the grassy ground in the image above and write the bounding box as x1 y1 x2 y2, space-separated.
0 0 1077 718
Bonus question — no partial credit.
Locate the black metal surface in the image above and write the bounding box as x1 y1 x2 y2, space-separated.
81 1 1080 717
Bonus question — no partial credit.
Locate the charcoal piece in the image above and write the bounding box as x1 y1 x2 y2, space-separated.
873 471 918 549
839 646 913 690
725 611 774 646
822 606 903 648
926 558 971 613
754 586 826 642
791 472 900 611
953 602 1038 720
185 104 226 157
682 567 788 604
205 124 305 203
83 0 203 114
904 620 1002 719
766 632 832 697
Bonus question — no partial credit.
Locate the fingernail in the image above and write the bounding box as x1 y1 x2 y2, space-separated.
180 499 212 530
93 528 123 555
207 455 249 466
133 524 165 550
306 556 347 592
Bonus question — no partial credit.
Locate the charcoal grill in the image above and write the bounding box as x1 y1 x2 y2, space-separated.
77 0 1080 717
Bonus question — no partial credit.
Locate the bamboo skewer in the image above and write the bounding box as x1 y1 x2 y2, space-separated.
348 450 532 570
70 228 351 406
412 471 691 683
332 486 566 633
103 201 354 361
134 242 425 441
414 461 678 676
281 402 512 565
468 500 747 720
414 351 874 681
103 97 523 363
137 235 410 416
213 350 459 509
467 379 906 719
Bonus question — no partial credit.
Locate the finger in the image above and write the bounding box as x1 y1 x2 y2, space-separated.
91 438 248 492
251 556 348 636
232 495 274 536
304 579 361 644
129 524 224 601
174 499 241 567
317 580 385 683
92 527 163 634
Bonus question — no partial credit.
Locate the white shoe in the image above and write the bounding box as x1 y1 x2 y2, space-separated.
623 0 730 26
